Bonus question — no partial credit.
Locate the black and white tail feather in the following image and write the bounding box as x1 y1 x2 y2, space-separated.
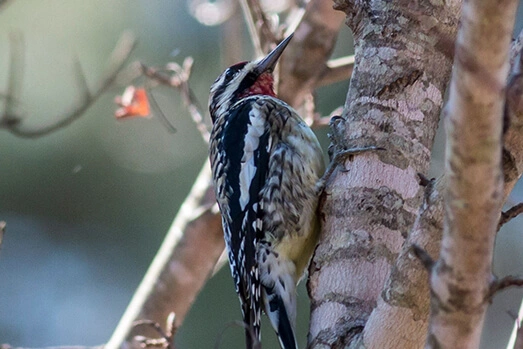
209 33 324 349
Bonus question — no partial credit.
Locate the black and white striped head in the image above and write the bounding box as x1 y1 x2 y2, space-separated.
209 34 293 122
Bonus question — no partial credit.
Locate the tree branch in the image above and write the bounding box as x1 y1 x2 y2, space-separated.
277 0 346 109
0 221 5 249
308 0 460 347
105 165 224 349
131 312 177 349
488 276 523 300
1 32 136 138
315 56 355 88
513 315 523 349
498 203 523 230
427 0 518 347
238 0 277 56
138 60 210 143
0 32 24 128
369 19 523 348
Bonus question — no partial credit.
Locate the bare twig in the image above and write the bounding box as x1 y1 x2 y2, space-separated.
316 56 355 88
498 203 523 230
72 56 92 103
488 276 523 300
133 321 169 344
221 6 244 67
139 60 209 143
277 0 346 108
0 221 5 249
132 313 177 349
239 0 277 56
514 315 523 349
212 320 260 349
2 32 136 138
213 321 247 349
0 32 24 128
145 89 177 134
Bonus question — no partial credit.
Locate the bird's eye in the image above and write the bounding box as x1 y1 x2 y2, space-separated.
224 69 235 81
223 62 247 83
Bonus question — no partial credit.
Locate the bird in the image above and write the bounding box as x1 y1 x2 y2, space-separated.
208 33 325 349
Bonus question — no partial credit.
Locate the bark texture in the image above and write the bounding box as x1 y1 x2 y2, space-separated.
308 0 460 347
362 178 445 348
366 33 523 349
428 0 518 347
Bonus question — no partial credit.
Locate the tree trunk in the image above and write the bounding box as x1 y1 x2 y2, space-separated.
308 1 460 347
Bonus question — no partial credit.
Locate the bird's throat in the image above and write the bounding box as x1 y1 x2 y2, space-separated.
240 72 276 98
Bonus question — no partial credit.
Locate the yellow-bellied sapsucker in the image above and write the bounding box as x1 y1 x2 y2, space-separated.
208 34 324 349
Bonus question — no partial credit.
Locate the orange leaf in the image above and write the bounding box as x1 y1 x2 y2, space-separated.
115 86 151 119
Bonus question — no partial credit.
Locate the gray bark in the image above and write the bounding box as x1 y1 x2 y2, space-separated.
308 1 460 347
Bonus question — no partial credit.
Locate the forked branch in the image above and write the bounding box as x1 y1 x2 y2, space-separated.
1 32 136 138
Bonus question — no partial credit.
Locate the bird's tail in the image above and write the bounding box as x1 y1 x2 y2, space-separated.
263 283 297 349
243 301 262 349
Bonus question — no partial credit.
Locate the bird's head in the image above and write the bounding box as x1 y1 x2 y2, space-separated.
209 33 293 122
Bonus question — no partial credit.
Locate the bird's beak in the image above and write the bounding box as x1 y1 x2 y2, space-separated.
255 33 293 74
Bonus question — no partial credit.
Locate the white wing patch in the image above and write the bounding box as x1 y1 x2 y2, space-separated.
239 107 266 210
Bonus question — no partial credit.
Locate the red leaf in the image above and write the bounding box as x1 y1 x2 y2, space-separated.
115 86 151 119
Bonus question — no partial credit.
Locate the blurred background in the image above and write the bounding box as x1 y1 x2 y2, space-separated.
1 1 523 348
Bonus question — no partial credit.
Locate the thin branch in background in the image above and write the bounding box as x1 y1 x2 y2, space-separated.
277 0 346 108
145 89 177 134
0 221 5 249
1 32 136 138
0 0 14 12
1 32 24 128
221 5 244 67
213 321 253 349
301 94 338 129
309 106 343 129
132 313 177 349
316 56 355 88
72 55 93 103
498 203 523 231
512 312 523 349
139 59 210 143
487 276 523 300
283 5 307 35
239 0 278 56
